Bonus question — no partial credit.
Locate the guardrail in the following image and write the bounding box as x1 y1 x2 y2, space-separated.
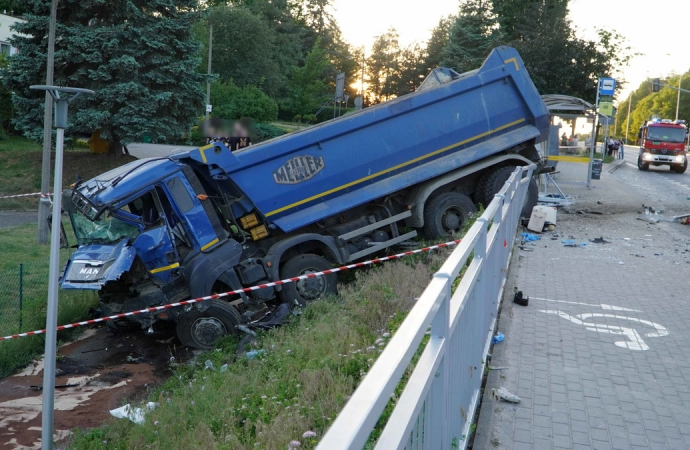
317 165 533 450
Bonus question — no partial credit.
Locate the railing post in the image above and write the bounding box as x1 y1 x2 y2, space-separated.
18 263 23 332
427 275 451 449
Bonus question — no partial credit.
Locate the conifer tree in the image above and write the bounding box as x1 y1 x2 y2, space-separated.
5 0 210 153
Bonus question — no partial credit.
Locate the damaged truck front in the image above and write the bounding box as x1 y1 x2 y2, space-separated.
60 46 551 349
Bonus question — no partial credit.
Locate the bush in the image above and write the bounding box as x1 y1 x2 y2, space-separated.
211 80 278 123
253 123 288 143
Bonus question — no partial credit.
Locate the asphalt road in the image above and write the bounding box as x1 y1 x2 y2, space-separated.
126 143 196 159
620 150 690 208
0 211 37 230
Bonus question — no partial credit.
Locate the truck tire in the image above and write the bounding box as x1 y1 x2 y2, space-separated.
637 158 649 171
176 299 242 349
278 254 337 306
475 166 537 217
423 192 476 239
672 161 687 173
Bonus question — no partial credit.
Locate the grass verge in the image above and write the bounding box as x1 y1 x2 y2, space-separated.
0 136 135 211
67 249 451 450
0 223 97 378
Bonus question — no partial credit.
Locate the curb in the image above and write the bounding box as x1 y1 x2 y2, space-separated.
472 238 522 448
607 159 626 174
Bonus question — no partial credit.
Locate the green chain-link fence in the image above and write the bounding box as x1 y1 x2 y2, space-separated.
0 260 56 336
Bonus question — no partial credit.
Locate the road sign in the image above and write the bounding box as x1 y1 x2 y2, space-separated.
599 78 616 96
206 104 212 113
599 101 614 117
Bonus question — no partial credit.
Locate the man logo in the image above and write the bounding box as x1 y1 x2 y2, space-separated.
79 267 99 275
273 155 325 185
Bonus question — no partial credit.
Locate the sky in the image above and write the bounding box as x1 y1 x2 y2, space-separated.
332 0 690 104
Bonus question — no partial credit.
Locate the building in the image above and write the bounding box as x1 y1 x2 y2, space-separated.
0 13 24 56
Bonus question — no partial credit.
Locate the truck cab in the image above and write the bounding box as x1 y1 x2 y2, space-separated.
637 119 688 173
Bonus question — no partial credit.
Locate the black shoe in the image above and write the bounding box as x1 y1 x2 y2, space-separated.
514 290 529 306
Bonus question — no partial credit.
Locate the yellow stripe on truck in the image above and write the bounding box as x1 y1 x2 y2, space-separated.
150 262 180 274
265 118 526 217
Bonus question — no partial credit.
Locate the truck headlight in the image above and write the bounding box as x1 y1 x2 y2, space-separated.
644 153 653 161
676 155 685 162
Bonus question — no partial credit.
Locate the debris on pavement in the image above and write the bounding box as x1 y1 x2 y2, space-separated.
521 232 540 242
492 387 521 403
562 240 587 247
590 237 611 244
637 215 660 224
110 402 158 424
491 332 505 344
527 206 548 232
538 193 573 207
673 213 690 224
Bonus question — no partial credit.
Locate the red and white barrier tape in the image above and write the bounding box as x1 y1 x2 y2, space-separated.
0 192 51 200
0 238 464 342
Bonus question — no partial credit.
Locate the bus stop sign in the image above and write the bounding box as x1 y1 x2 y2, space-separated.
599 78 616 96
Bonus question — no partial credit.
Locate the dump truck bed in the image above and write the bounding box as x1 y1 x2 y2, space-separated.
181 46 549 232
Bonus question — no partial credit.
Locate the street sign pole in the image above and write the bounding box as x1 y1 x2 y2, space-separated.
587 86 600 189
30 85 94 450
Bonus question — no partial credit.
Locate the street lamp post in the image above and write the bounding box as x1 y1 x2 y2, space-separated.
625 92 633 145
30 85 94 450
205 23 213 121
675 74 682 121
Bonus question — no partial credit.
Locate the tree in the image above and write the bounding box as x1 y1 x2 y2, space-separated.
424 15 455 72
211 80 278 122
0 0 26 16
366 29 402 104
6 0 210 154
283 39 331 117
441 0 503 74
397 43 427 94
491 0 568 42
202 6 281 96
0 53 13 136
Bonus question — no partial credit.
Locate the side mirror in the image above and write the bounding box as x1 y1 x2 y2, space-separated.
47 213 69 249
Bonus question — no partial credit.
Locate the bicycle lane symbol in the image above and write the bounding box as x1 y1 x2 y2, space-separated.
539 311 669 351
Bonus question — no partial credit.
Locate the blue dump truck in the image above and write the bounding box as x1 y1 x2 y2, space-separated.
59 46 550 348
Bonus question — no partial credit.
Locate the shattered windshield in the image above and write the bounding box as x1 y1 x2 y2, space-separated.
70 209 140 246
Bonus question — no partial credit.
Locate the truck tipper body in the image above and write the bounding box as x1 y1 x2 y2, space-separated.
60 46 550 348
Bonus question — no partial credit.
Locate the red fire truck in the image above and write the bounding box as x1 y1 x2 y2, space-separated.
637 119 688 173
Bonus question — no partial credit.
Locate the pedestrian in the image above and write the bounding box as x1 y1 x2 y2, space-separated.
619 140 625 159
228 120 253 152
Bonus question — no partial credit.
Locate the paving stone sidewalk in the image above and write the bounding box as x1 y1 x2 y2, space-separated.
474 162 690 450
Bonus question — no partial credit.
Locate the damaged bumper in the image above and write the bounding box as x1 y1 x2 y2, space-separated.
61 239 136 289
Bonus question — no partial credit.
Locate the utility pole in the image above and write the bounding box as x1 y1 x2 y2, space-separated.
625 92 633 144
675 74 682 121
37 0 58 245
205 23 213 122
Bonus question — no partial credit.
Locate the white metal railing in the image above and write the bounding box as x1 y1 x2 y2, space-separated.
317 166 533 450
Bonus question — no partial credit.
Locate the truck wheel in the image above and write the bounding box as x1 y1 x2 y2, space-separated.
278 254 337 306
638 158 649 171
475 166 536 217
423 192 476 239
176 299 242 349
673 161 687 173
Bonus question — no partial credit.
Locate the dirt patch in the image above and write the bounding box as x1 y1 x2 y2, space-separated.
0 325 196 449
